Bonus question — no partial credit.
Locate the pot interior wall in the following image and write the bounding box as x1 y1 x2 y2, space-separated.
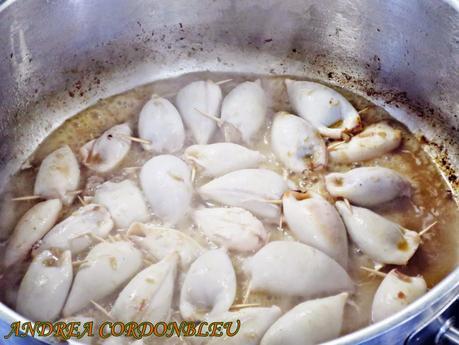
0 0 458 192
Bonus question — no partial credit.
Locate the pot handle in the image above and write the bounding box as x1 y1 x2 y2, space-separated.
406 297 459 345
438 320 459 344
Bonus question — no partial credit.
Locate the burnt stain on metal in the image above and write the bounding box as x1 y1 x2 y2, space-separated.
318 55 458 194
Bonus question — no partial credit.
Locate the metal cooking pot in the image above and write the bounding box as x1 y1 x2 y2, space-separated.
0 0 458 344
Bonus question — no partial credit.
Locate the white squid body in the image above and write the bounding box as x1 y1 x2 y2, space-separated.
184 143 264 177
282 192 348 268
176 80 222 144
16 250 72 321
93 179 149 229
335 201 420 265
180 248 236 320
285 79 361 139
140 155 192 225
261 293 348 345
111 254 178 323
271 112 327 172
198 169 288 223
193 207 268 253
329 122 402 163
63 241 142 316
325 167 412 207
245 241 354 298
128 222 204 270
372 270 427 323
3 199 62 267
193 306 282 345
220 80 268 144
80 123 132 173
138 95 185 153
33 204 113 255
34 145 80 205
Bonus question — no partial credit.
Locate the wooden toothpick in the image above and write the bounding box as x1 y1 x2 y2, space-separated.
360 266 387 278
327 141 345 151
343 198 353 213
358 107 370 114
230 303 261 311
215 78 233 85
242 281 252 304
90 300 113 320
419 221 438 237
11 195 42 201
115 133 151 145
77 195 87 206
194 108 224 126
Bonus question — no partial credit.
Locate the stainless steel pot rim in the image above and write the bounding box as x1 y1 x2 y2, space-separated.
325 267 459 344
0 0 458 343
446 0 459 11
2 0 459 12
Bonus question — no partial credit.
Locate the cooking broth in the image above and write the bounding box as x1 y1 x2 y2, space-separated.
0 72 458 344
